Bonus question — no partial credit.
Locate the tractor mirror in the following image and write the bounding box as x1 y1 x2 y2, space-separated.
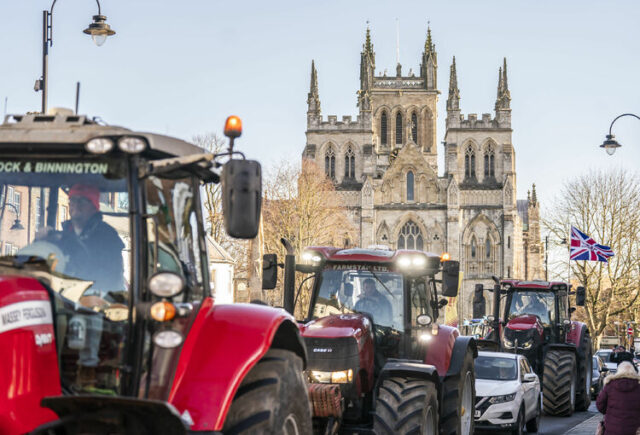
343 282 354 297
441 260 460 297
262 254 277 289
222 159 262 239
575 286 586 306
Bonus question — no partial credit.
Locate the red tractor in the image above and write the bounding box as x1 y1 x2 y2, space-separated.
0 113 311 434
476 279 591 416
264 244 477 434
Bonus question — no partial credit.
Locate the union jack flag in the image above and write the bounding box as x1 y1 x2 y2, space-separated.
569 226 615 262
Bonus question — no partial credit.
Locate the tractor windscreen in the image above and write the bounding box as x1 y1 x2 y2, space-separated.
0 157 131 394
313 265 404 331
506 290 556 327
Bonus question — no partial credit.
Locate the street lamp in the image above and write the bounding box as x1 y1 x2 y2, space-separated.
600 113 640 156
35 0 116 114
3 203 24 231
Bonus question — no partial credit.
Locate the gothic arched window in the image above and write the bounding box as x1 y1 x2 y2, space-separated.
325 146 335 179
406 171 414 201
484 145 495 178
411 112 418 143
397 220 423 250
485 238 491 258
465 145 476 179
344 146 355 179
395 113 403 145
471 237 477 258
380 112 388 146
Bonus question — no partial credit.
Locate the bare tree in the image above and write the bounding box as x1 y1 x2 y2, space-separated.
544 169 640 344
262 159 357 314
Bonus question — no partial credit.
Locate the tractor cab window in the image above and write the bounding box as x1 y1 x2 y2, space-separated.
0 157 131 394
312 265 404 331
557 290 569 322
145 175 205 302
409 278 434 327
507 290 556 327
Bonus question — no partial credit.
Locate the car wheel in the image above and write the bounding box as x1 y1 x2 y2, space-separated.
511 407 524 435
526 397 541 433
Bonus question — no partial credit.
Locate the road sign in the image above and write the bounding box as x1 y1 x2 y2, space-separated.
628 326 634 336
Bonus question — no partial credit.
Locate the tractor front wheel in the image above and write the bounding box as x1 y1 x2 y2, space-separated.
222 348 311 435
575 334 593 411
373 377 439 435
542 350 576 416
441 349 475 435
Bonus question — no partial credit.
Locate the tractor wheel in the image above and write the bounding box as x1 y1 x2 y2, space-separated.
542 350 577 416
222 348 311 435
373 377 439 435
440 349 475 435
575 334 593 411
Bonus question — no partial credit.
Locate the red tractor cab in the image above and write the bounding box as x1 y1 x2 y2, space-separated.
0 113 311 434
264 244 477 434
476 279 591 416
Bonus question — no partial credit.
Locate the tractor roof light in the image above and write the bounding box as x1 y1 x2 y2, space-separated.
396 253 428 270
117 136 147 153
301 250 323 264
440 252 451 262
150 301 177 322
85 137 114 154
224 115 243 139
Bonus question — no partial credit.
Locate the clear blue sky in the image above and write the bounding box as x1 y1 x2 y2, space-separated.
1 1 639 212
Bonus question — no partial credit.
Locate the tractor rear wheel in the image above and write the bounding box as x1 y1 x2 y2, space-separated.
575 334 593 411
542 350 576 416
373 377 439 435
222 348 311 435
440 349 475 435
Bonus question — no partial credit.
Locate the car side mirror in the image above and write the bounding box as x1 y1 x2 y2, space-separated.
575 286 586 306
222 159 262 239
343 282 354 297
523 373 537 383
441 260 460 297
262 253 277 290
601 367 609 373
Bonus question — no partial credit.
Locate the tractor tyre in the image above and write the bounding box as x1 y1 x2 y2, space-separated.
542 349 577 416
373 377 439 435
440 349 475 435
222 348 311 435
575 334 593 411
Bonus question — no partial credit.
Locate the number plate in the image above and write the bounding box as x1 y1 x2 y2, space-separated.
474 410 481 418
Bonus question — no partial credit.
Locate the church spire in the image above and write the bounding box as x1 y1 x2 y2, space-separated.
358 25 374 111
495 58 511 111
531 183 538 206
420 24 437 90
447 56 460 112
307 60 321 119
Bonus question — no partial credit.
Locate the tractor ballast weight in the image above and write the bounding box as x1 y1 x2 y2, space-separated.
266 245 477 434
474 279 592 417
0 113 311 434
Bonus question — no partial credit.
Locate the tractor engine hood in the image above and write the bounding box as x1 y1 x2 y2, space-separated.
505 314 543 333
503 315 544 350
301 313 372 341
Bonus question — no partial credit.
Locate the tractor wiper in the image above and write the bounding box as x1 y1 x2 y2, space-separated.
369 268 396 299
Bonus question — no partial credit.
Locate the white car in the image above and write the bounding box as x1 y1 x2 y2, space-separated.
595 349 618 374
474 351 541 435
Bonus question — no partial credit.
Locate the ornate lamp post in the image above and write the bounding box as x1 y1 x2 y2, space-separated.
600 113 640 155
35 0 116 114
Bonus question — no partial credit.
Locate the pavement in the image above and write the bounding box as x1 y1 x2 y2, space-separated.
565 413 602 435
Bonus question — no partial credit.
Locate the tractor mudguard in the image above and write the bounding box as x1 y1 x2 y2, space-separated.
445 335 478 378
424 324 459 376
376 360 441 395
0 276 61 435
566 321 588 347
168 300 306 432
544 342 578 355
32 396 187 435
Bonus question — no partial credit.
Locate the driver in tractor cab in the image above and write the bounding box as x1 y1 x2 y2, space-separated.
354 278 393 325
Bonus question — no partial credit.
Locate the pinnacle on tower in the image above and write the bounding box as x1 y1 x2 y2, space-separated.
425 26 434 55
531 183 537 206
360 26 375 95
420 24 437 90
364 26 374 58
307 60 321 115
495 58 511 111
447 56 461 111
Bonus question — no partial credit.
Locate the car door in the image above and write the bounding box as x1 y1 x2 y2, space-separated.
519 357 537 419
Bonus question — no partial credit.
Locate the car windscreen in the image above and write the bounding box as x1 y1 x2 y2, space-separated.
475 355 518 381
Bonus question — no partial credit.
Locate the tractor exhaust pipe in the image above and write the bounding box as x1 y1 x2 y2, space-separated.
281 238 296 315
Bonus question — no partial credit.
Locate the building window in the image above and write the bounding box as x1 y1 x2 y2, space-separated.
507 266 511 277
485 238 491 258
4 242 13 256
411 112 418 143
13 191 21 215
465 145 476 179
395 113 403 145
324 146 336 179
344 146 355 179
484 146 495 178
397 220 423 250
507 236 511 249
471 237 477 258
380 112 388 146
406 171 414 201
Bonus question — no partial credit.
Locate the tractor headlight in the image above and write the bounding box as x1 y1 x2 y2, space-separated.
489 393 516 404
85 137 114 154
118 136 147 154
521 339 533 350
396 254 428 270
309 369 353 384
503 337 514 349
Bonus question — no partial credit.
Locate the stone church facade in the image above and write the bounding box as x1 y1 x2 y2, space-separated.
302 28 544 321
